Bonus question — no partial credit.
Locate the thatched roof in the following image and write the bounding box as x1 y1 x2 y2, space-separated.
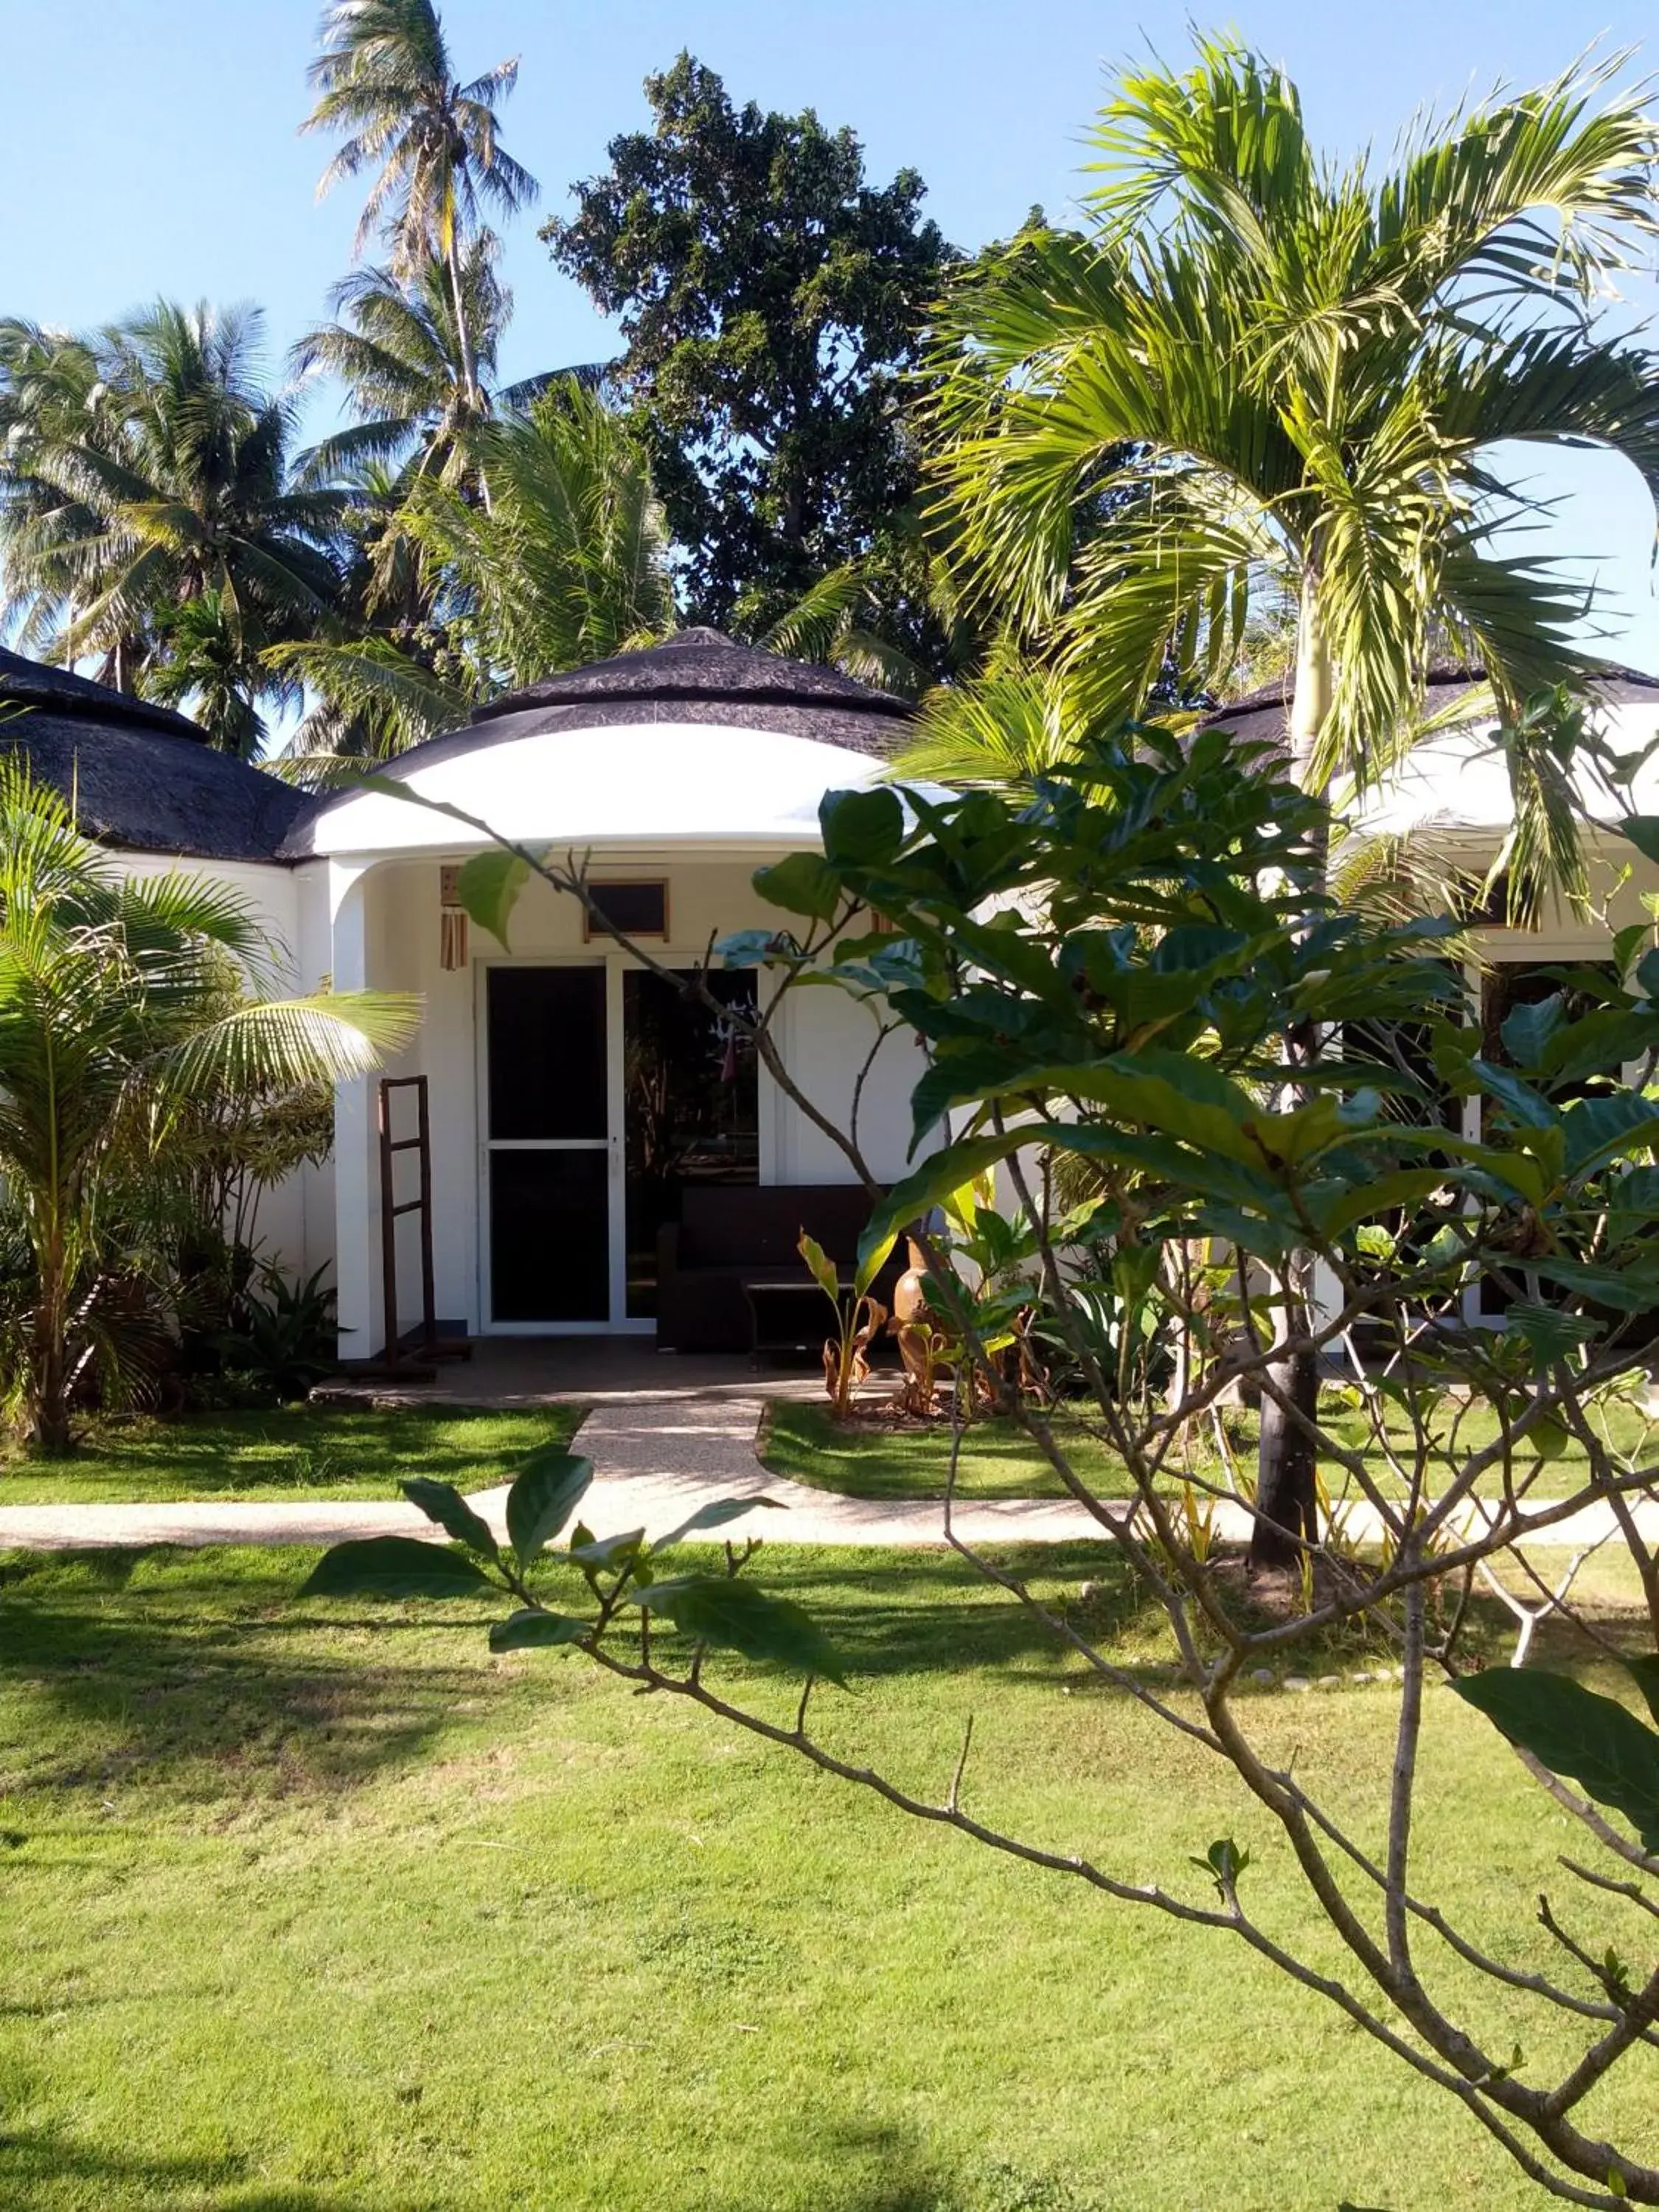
1202 660 1659 750
0 647 310 864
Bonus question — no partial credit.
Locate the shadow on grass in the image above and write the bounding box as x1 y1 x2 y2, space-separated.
0 1547 507 1803
0 2122 358 2211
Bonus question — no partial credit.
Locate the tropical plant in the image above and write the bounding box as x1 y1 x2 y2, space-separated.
927 43 1659 1558
0 762 417 1450
799 1228 891 1420
399 378 675 686
0 302 344 749
310 733 1659 2206
303 0 538 418
215 1261 340 1402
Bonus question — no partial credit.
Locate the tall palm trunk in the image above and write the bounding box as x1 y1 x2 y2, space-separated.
442 225 493 515
1251 574 1329 1569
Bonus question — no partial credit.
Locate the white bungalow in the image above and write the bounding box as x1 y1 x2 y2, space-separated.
0 630 925 1364
7 635 1659 1366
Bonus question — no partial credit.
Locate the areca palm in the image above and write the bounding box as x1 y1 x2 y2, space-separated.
0 302 345 750
303 0 538 416
931 44 1659 891
928 44 1659 1561
0 762 417 1451
270 380 674 773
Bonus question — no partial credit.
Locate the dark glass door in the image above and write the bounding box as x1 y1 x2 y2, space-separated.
484 966 611 1324
623 970 759 1318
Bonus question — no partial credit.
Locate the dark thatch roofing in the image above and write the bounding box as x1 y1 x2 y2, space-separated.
281 629 915 855
0 647 311 864
1203 659 1659 751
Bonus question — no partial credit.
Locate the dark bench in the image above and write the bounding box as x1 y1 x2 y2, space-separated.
656 1183 901 1354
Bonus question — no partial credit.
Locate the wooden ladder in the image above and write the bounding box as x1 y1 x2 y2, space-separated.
378 1075 470 1369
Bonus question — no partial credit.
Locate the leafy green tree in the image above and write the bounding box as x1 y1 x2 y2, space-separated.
928 41 1659 1559
308 728 1659 2209
0 302 344 751
303 0 538 418
0 763 417 1451
543 52 955 630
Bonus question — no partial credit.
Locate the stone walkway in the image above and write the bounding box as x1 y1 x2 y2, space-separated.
0 1393 1652 1557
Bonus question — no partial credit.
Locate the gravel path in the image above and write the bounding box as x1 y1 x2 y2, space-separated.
0 1395 1652 1555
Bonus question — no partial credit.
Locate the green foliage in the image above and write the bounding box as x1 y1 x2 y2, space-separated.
1452 1666 1659 1852
0 767 417 1450
299 1533 496 1600
0 303 344 749
927 38 1659 914
214 1262 340 1402
543 53 955 630
305 1430 832 1687
504 1447 593 1568
626 1573 849 1688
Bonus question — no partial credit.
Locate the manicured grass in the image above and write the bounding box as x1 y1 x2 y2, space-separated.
0 1404 583 1505
760 1400 1084 1500
762 1394 1655 1505
0 1524 1652 2209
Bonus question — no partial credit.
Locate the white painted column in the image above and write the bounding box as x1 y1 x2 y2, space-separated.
329 860 383 1362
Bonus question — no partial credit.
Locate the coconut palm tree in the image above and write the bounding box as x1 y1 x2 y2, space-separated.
0 762 417 1451
291 235 509 491
927 42 1659 1562
302 0 538 417
0 302 346 748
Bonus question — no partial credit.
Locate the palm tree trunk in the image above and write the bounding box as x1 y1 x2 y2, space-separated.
443 225 493 515
28 1225 74 1456
1250 575 1331 1570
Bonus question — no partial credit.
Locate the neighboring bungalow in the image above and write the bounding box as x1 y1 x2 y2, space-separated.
0 632 925 1361
7 636 1659 1362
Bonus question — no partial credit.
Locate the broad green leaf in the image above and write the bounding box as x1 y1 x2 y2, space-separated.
1452 1668 1659 1850
504 1448 594 1568
487 1609 591 1653
1500 992 1565 1069
853 1228 897 1300
628 1574 848 1686
1505 1301 1599 1364
1468 1060 1559 1131
1627 1655 1659 1731
299 1536 494 1601
568 1527 646 1569
798 1230 841 1304
1619 816 1659 864
653 1497 787 1553
858 1132 1027 1267
455 849 532 950
1562 1093 1659 1179
401 1478 498 1559
753 852 841 922
820 787 905 868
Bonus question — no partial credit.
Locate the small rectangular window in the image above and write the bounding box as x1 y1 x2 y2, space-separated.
584 881 669 939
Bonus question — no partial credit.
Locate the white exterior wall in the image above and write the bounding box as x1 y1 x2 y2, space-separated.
320 853 931 1350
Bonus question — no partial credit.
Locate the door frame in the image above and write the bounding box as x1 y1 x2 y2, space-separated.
475 953 644 1336
473 950 773 1335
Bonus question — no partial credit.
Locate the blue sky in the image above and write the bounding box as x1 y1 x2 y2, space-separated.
4 1 1659 666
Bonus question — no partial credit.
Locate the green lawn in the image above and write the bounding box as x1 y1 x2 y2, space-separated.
762 1394 1657 1506
0 1404 584 1505
0 1521 1652 2209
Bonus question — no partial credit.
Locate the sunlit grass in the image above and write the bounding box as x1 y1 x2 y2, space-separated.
0 1523 1652 2208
